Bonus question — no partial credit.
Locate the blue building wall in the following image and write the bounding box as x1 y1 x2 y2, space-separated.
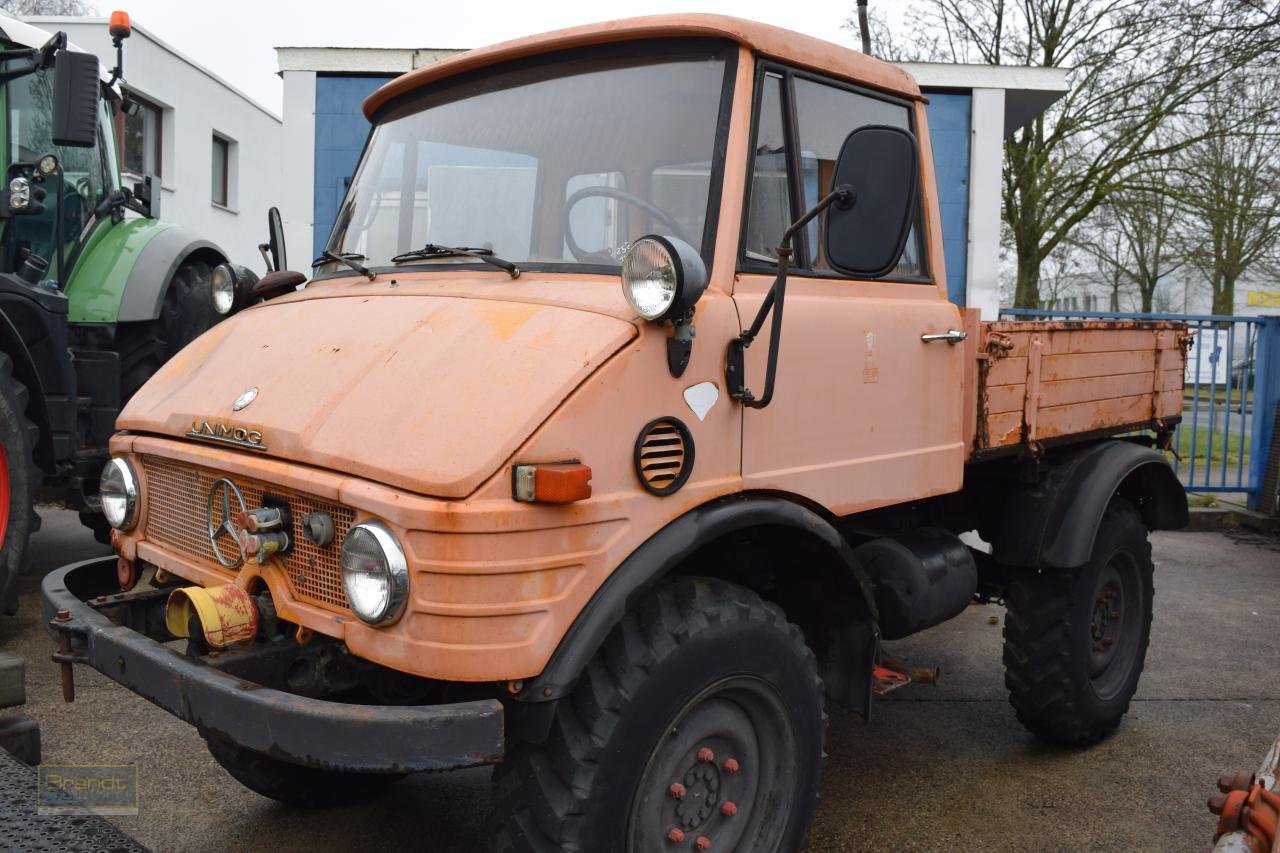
923 93 972 306
309 78 975 304
313 75 392 260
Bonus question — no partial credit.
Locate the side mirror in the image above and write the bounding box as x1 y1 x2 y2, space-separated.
265 207 287 273
51 50 101 148
727 123 921 409
824 125 919 277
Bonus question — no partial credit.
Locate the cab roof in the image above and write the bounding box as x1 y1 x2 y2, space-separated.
362 13 922 121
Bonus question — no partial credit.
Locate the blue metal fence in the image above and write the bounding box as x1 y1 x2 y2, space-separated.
999 308 1280 510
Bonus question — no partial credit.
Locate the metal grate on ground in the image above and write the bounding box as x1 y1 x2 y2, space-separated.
140 455 356 611
0 748 148 853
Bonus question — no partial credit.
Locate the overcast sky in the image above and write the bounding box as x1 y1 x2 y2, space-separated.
100 0 904 115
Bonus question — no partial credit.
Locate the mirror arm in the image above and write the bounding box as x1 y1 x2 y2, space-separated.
728 185 854 409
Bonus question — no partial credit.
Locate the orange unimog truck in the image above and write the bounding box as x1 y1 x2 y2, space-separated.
44 15 1189 851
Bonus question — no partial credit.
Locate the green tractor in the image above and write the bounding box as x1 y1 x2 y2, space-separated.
0 13 257 613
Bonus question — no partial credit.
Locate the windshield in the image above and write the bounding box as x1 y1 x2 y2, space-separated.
322 40 734 274
3 60 118 277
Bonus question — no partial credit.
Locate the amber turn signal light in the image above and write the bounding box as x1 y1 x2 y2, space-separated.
512 462 592 504
109 10 132 39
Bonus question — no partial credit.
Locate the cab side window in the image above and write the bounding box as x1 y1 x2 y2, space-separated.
791 77 924 276
740 69 926 279
743 73 792 263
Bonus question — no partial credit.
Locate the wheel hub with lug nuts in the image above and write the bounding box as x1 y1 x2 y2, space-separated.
629 684 787 853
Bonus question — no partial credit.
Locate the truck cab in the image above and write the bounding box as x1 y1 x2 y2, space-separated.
44 16 1188 851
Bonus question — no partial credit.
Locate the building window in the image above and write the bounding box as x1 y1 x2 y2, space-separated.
116 92 162 178
211 135 230 207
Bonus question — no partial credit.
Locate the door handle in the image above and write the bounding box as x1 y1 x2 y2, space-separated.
921 329 967 344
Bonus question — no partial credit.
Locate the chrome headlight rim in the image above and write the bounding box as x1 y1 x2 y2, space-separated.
100 457 139 531
620 234 708 323
210 262 236 315
340 520 409 626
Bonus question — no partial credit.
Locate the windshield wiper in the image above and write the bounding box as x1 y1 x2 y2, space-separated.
390 244 520 279
315 250 375 280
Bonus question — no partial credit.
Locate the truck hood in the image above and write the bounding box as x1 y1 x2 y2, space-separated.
118 293 637 498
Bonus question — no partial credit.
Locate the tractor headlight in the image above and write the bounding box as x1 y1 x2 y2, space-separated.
99 457 139 530
620 235 708 323
8 177 30 211
210 263 259 315
340 521 408 625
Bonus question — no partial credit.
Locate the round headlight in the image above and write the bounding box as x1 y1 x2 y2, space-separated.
36 154 58 176
340 521 408 625
620 235 708 323
99 458 139 530
211 263 236 315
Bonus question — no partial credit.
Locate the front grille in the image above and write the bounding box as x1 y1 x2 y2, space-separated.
140 455 355 611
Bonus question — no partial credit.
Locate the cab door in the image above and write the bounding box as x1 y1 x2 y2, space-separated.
735 67 965 516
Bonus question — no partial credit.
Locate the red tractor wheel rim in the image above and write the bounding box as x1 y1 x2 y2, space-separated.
0 439 9 547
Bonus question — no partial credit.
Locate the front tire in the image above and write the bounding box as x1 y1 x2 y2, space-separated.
1003 498 1153 745
202 732 402 808
490 577 826 852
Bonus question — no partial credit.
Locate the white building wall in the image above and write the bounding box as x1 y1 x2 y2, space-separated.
28 17 282 268
965 88 1005 320
280 69 315 271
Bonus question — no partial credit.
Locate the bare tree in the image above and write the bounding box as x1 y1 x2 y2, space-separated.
0 0 95 14
1074 179 1185 312
1178 73 1280 315
868 0 1280 308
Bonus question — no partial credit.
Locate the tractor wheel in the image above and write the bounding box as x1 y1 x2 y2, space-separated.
490 577 826 853
78 259 218 544
202 731 404 808
0 353 40 615
115 257 217 403
1003 497 1154 745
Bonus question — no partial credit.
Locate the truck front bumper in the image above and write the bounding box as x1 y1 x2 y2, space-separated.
42 558 505 773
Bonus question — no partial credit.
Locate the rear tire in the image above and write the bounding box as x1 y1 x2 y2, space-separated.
115 258 217 403
490 577 826 853
79 259 219 543
0 353 39 615
1002 498 1153 745
202 732 402 808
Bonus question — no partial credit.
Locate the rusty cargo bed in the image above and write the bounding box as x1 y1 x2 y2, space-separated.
961 312 1189 460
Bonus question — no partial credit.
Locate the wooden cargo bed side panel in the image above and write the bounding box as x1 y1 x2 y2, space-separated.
972 321 1186 454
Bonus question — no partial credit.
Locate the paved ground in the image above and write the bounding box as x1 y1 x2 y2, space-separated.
1 508 1278 851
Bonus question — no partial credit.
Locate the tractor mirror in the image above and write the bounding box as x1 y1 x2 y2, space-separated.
51 49 101 148
266 207 287 272
824 125 919 278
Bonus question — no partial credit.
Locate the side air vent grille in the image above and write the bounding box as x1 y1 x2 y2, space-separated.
634 417 694 496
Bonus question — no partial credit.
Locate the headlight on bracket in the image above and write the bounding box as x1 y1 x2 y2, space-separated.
340 521 409 625
620 234 708 323
211 262 260 315
99 457 139 530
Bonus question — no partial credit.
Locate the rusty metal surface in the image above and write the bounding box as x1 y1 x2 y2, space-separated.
41 557 506 774
972 320 1188 457
141 455 355 611
1210 731 1280 852
0 747 148 852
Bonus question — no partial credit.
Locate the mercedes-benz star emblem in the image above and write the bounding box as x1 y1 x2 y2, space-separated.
232 386 258 412
207 477 249 567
